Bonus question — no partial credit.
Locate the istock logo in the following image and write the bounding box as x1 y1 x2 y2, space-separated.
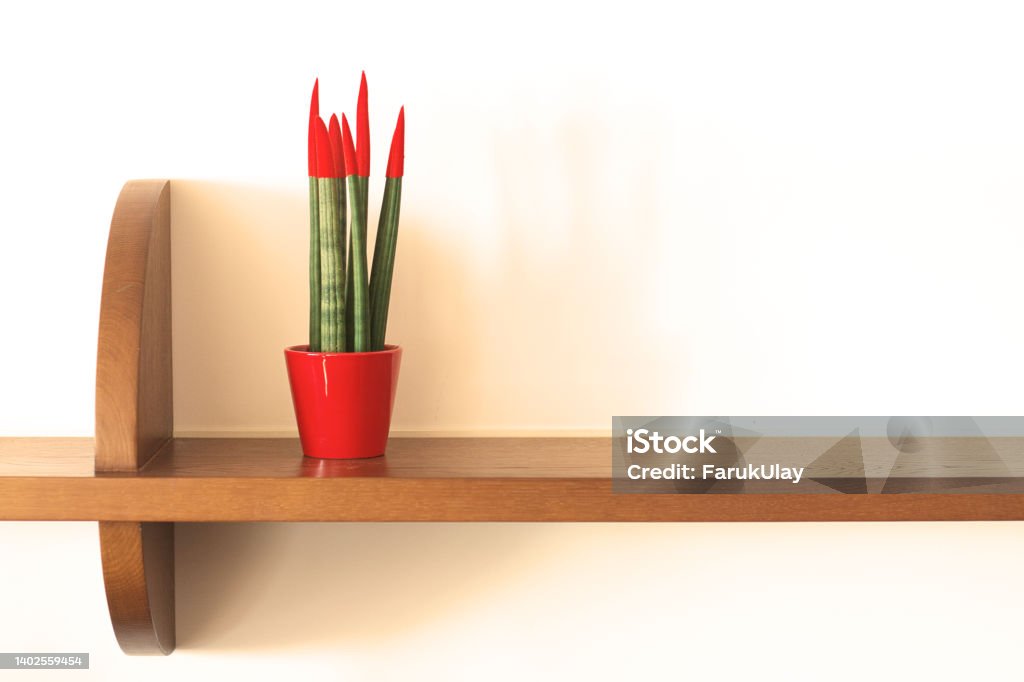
626 428 718 454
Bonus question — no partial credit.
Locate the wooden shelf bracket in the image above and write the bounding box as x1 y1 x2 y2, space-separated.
95 180 175 655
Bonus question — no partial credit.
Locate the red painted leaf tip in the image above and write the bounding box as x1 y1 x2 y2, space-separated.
307 115 317 177
341 114 358 177
314 116 338 178
356 72 370 176
328 114 345 177
386 106 405 178
307 79 320 176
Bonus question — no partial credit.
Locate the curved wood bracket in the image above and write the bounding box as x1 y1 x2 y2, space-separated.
99 522 175 654
95 180 175 655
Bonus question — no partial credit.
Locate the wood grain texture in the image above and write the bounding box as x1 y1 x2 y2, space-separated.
142 437 610 478
99 522 175 654
0 438 93 476
3 437 1024 521
3 475 1024 521
94 180 175 655
7 436 1022 478
95 179 172 472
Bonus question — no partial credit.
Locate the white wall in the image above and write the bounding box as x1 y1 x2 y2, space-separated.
1 1 1023 679
3 521 1023 681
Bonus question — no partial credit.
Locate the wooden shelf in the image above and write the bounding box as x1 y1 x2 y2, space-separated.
4 436 1024 523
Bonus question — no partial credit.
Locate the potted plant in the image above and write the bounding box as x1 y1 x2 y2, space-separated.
285 74 405 459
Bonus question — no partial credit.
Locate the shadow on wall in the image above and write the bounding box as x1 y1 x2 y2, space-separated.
175 523 558 651
170 180 476 433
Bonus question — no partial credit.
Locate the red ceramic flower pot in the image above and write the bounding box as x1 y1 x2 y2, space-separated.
284 345 402 459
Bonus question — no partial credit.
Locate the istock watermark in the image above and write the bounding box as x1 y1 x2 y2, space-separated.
626 428 718 454
612 416 1024 494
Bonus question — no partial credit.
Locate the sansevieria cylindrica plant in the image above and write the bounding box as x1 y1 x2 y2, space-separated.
307 73 404 353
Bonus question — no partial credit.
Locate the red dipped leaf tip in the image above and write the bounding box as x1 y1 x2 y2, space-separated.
307 79 319 176
328 114 346 177
386 106 405 178
356 71 370 176
307 115 318 176
314 116 338 178
341 114 358 177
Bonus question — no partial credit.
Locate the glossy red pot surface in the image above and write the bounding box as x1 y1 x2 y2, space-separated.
284 345 402 459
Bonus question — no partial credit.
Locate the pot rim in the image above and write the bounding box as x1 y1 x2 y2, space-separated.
285 344 401 358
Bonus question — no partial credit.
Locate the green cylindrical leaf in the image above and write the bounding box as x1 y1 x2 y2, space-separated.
345 250 354 351
331 176 346 351
346 175 370 352
318 177 334 351
308 177 321 352
368 177 402 351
